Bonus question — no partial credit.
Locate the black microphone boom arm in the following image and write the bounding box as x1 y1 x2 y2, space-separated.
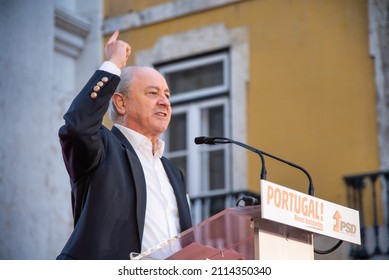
195 136 267 180
194 136 315 196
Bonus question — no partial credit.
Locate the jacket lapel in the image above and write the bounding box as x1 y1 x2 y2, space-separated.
111 126 192 239
161 157 193 232
111 126 147 243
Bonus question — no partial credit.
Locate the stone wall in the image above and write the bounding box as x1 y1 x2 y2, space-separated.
369 0 389 170
0 0 102 259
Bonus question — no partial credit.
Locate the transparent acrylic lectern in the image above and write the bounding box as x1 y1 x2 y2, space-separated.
131 205 314 260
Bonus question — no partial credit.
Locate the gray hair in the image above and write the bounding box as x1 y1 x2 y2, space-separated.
108 66 136 122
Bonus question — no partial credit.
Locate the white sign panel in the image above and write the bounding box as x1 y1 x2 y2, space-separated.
260 180 361 245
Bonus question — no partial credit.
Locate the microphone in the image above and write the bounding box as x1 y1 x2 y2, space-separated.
236 195 260 206
194 136 315 196
194 136 216 145
194 136 267 180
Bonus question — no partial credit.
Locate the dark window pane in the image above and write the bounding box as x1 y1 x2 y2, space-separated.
168 113 186 151
165 61 224 95
209 149 225 190
208 106 224 137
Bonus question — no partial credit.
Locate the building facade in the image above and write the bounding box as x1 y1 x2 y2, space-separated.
1 0 388 260
102 0 388 259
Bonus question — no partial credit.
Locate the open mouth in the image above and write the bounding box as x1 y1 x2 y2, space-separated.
155 112 167 117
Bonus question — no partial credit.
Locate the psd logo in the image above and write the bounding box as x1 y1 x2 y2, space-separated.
333 211 357 234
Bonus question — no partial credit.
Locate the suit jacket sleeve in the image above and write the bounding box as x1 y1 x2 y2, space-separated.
58 70 121 182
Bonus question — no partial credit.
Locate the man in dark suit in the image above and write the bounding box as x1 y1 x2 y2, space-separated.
57 31 192 260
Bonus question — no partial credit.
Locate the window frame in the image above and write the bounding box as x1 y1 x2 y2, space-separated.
162 97 231 197
158 52 230 104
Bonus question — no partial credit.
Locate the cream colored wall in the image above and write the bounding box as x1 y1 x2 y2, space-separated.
103 0 378 207
246 0 378 206
104 0 171 17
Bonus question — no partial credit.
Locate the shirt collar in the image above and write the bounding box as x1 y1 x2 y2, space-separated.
114 123 165 158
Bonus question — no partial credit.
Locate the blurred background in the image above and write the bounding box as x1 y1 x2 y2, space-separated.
0 0 388 260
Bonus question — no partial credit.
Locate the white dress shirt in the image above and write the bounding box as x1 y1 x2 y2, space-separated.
114 124 181 259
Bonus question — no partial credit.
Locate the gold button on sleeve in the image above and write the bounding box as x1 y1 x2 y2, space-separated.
93 85 101 92
91 92 98 99
97 81 104 87
101 77 108 83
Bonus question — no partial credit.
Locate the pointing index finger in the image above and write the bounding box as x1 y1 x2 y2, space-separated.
107 30 119 44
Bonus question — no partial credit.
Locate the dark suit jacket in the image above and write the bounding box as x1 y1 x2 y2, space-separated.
57 70 192 260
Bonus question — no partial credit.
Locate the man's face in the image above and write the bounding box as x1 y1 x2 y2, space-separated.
123 68 171 141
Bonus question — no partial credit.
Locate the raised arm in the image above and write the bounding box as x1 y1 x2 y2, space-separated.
58 31 131 182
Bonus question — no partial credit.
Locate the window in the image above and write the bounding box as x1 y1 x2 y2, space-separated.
164 98 231 193
158 52 231 222
159 53 229 103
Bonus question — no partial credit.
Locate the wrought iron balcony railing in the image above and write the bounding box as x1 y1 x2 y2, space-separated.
189 189 260 226
343 170 389 259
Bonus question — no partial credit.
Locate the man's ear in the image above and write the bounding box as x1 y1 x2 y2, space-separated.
112 92 126 115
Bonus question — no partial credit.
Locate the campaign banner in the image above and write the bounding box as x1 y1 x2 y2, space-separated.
260 180 361 245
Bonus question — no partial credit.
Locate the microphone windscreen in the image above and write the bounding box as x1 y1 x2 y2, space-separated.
194 136 206 144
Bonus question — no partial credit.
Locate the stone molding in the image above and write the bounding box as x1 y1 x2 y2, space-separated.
103 0 240 34
54 7 91 58
368 0 389 169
